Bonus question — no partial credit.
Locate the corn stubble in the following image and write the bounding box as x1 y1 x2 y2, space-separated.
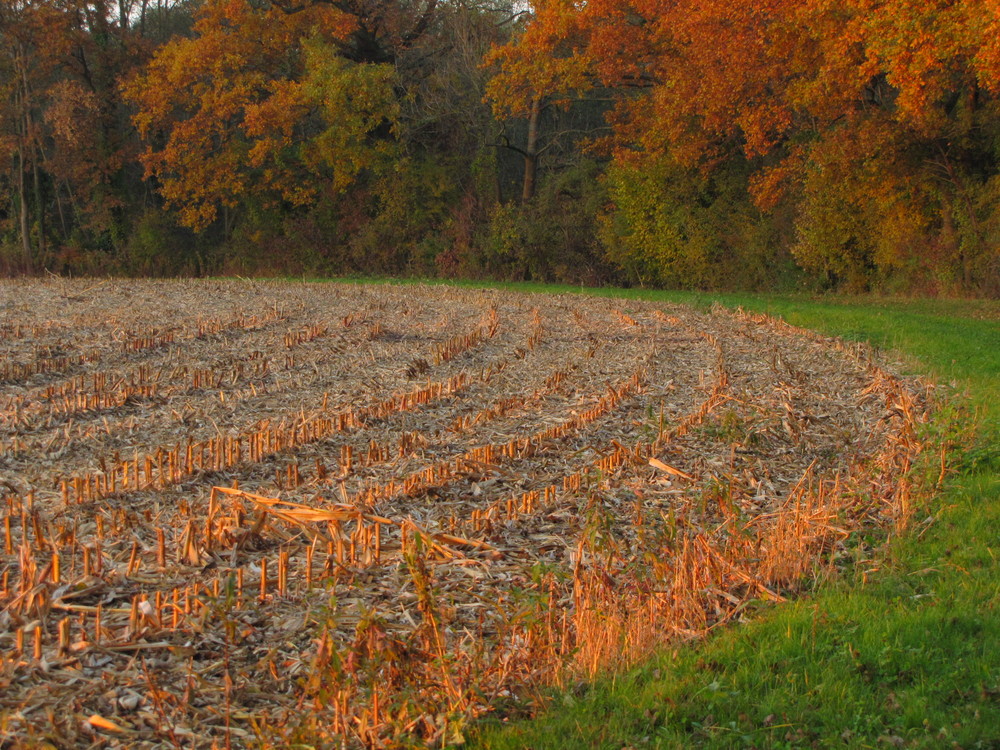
0 281 924 748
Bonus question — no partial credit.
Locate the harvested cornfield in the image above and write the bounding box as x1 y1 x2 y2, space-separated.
0 280 924 748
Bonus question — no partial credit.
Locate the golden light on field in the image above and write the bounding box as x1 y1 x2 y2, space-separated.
0 280 923 747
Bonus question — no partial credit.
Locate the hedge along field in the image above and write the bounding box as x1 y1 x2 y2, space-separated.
0 279 925 748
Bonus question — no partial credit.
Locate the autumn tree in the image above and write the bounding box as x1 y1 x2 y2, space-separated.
489 0 1000 293
0 0 68 270
0 0 172 272
341 1 529 275
125 0 466 234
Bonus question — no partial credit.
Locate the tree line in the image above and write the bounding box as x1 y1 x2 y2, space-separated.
2 0 998 294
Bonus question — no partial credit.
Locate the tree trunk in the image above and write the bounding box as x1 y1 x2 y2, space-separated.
54 181 70 238
14 42 34 272
521 97 541 202
32 150 45 260
17 145 33 273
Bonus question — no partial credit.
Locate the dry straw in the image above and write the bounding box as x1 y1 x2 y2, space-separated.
0 282 924 747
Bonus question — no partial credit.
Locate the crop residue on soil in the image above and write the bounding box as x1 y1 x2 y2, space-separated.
0 280 923 747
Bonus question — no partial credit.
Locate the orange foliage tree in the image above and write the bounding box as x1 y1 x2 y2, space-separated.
125 0 449 232
489 0 1000 292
